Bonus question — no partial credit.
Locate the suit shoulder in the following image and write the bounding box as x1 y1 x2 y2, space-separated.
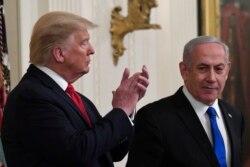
137 95 177 118
219 99 243 118
219 99 239 111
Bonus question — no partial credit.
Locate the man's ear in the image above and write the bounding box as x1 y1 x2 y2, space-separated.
179 62 188 80
52 47 65 63
225 62 231 80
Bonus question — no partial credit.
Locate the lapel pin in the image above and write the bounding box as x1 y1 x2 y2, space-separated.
228 113 232 118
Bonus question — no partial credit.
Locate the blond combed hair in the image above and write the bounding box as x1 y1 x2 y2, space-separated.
29 11 97 65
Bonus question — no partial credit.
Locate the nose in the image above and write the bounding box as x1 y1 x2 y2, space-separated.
88 43 95 55
207 69 216 82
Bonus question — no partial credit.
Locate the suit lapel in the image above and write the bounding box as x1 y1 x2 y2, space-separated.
57 88 86 119
174 88 219 166
219 102 236 166
81 97 99 124
219 102 235 142
58 88 96 128
27 64 93 127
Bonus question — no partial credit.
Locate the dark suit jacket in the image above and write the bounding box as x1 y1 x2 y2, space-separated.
127 87 244 167
1 64 133 167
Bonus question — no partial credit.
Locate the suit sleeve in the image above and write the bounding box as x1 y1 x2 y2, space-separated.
82 95 133 162
15 88 133 166
126 107 164 167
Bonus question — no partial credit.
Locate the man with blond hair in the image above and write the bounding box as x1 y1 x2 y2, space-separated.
1 11 149 167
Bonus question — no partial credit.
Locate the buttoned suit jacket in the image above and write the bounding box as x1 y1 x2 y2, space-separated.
127 87 243 167
2 64 133 167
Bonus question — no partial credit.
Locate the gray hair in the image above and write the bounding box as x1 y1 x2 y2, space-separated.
183 36 230 67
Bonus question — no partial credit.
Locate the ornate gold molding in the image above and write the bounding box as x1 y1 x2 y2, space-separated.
200 0 220 37
110 0 161 65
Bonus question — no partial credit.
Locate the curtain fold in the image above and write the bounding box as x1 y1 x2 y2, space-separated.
220 3 250 165
0 0 10 128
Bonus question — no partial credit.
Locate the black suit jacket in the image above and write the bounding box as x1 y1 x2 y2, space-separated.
1 64 133 167
127 87 243 167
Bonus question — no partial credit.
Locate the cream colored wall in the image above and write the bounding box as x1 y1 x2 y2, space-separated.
4 0 198 166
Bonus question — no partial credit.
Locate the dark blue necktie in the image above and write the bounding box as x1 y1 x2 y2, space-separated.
207 107 227 167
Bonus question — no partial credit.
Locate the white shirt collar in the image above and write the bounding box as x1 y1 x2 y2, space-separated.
35 65 68 91
182 86 221 119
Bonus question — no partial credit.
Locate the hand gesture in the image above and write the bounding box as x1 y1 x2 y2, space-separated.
112 65 149 116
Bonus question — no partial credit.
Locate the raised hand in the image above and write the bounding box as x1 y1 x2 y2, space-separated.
112 66 149 116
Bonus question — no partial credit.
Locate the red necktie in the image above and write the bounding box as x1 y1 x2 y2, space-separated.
66 84 92 127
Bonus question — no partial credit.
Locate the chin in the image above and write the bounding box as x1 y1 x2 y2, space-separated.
203 98 217 105
84 69 90 74
82 67 90 73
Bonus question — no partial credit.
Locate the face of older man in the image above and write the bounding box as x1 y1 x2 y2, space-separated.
61 29 95 82
180 43 231 105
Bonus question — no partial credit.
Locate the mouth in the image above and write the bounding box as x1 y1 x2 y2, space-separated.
205 86 215 89
202 86 218 92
